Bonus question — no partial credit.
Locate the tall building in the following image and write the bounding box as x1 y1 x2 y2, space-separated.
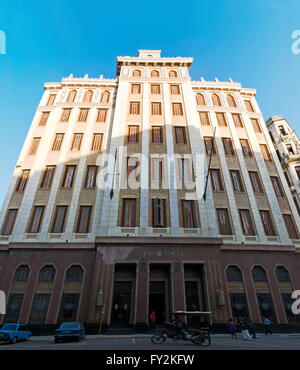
266 115 300 217
1 50 300 332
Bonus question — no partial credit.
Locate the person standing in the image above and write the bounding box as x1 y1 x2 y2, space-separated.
247 319 257 339
228 318 237 339
263 317 272 335
149 311 156 330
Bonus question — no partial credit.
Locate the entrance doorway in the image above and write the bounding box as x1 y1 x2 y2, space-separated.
110 264 136 326
149 281 166 323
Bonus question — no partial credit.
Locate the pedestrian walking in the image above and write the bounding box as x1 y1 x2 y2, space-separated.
239 317 251 341
149 311 156 330
263 317 272 335
228 318 237 339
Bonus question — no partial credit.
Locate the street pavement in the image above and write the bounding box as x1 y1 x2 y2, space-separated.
1 333 300 350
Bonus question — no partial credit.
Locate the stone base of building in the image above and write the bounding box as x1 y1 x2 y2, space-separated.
1 237 300 332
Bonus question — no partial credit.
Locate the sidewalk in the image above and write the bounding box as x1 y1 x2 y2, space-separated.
30 333 300 341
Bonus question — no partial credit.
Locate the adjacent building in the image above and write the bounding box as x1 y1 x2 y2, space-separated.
1 50 300 332
266 115 300 217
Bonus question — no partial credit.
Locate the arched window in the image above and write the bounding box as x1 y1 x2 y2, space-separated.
252 266 268 282
100 90 110 103
276 266 291 283
132 70 141 77
227 94 236 107
83 90 93 103
169 70 177 78
14 265 30 282
67 90 77 103
38 265 56 282
196 93 205 106
226 266 243 282
211 93 221 106
65 265 83 283
151 70 159 77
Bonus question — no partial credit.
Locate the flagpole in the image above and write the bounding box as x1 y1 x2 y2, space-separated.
203 127 216 201
110 148 118 199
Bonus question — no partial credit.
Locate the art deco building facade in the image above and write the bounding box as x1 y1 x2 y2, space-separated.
0 50 300 332
266 115 300 217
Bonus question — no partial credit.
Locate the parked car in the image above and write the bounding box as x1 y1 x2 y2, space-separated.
54 322 85 343
0 324 31 344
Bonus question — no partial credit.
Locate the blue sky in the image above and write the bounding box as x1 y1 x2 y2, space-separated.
0 0 300 208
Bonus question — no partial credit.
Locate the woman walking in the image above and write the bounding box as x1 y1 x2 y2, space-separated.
228 318 237 339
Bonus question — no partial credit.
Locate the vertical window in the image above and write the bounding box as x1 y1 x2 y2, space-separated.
127 157 139 179
128 126 139 143
196 93 205 105
244 99 254 112
83 90 93 103
97 109 107 122
293 197 300 216
222 138 235 155
227 94 236 107
122 199 136 227
85 166 98 188
232 113 243 128
199 112 210 126
60 109 71 122
170 85 180 95
132 70 141 77
58 294 80 322
28 137 41 155
151 102 162 115
260 144 272 161
71 133 83 151
28 206 45 233
284 172 292 187
47 94 56 106
1 209 18 236
152 158 164 181
67 90 77 103
177 158 192 182
151 70 159 77
38 266 55 282
169 70 177 77
216 208 232 235
4 294 24 323
51 206 68 233
91 133 103 152
14 265 30 282
29 294 51 325
230 170 244 192
204 137 216 154
152 199 166 227
240 139 252 157
130 102 140 114
66 265 84 282
216 112 227 126
210 169 224 191
239 209 255 235
78 109 89 122
172 103 183 115
283 214 299 239
39 112 50 126
260 210 276 236
76 206 92 233
131 84 141 94
251 118 262 133
249 171 264 193
52 134 64 151
181 200 196 228
40 166 55 189
211 94 221 106
62 165 76 188
100 90 110 103
270 176 284 197
295 166 300 180
174 127 187 144
16 170 30 192
151 84 160 94
152 126 163 143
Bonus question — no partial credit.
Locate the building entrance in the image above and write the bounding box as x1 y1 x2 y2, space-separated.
149 281 166 323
